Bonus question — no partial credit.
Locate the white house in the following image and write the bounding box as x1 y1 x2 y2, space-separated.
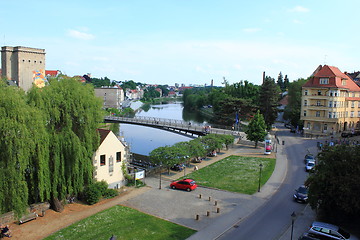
93 129 128 189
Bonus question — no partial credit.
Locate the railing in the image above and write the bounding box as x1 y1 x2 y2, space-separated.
104 116 245 136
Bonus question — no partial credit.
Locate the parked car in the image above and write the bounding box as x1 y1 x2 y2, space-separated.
305 161 316 172
170 164 183 172
304 154 315 164
170 179 198 191
308 221 359 240
293 185 308 203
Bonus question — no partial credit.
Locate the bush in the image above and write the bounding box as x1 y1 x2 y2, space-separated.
94 181 108 196
84 184 102 205
104 188 118 199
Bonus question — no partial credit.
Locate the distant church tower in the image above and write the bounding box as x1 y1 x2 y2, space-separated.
1 46 46 91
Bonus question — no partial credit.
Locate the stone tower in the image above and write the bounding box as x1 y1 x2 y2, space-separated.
1 46 46 91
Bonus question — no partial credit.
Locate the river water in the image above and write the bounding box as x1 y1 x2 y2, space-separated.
118 101 210 156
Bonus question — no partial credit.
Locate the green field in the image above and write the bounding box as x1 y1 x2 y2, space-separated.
185 155 276 194
44 205 196 240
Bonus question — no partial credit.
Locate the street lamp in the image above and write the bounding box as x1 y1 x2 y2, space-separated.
290 211 297 240
258 163 263 192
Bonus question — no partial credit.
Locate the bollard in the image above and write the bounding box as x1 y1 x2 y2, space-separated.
199 194 202 199
214 201 217 206
195 214 199 220
207 211 210 216
217 207 220 213
208 196 211 201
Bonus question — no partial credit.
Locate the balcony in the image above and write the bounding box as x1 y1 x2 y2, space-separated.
306 104 328 110
301 116 338 122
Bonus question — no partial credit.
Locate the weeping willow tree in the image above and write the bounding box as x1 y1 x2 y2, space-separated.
27 76 103 211
0 82 50 217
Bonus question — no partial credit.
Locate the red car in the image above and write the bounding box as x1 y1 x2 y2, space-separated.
170 179 198 191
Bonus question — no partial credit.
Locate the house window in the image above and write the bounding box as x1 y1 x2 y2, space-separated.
100 154 106 166
316 111 320 117
351 111 354 117
317 90 322 96
334 101 337 107
304 100 307 106
358 111 360 117
329 101 332 107
109 156 114 175
342 79 346 85
116 152 121 162
333 112 336 118
304 90 308 96
316 100 321 106
319 78 329 84
351 101 355 108
303 110 307 117
307 122 311 129
324 124 328 131
328 112 332 118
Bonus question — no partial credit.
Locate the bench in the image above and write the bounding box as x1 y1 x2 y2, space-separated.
19 212 38 224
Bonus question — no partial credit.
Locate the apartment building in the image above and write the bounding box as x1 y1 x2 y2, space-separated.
301 65 360 137
94 86 124 109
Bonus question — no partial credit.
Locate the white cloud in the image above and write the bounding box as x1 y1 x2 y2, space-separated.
243 28 262 33
289 6 310 13
67 29 95 40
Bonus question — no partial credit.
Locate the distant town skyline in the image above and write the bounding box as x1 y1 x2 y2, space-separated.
1 0 359 86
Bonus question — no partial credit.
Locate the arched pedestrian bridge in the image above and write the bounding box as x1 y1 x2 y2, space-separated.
104 116 244 137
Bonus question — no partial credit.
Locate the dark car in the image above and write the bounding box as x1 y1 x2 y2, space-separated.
170 164 183 171
170 179 198 191
293 185 308 203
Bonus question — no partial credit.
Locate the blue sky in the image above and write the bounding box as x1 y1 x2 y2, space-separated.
1 0 359 86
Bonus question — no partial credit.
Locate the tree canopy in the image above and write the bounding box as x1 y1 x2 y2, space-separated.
306 145 360 221
245 110 267 148
259 76 281 129
0 76 103 216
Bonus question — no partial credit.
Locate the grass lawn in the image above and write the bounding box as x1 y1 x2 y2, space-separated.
44 205 196 240
185 155 275 194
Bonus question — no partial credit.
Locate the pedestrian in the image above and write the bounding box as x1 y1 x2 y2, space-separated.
194 166 198 171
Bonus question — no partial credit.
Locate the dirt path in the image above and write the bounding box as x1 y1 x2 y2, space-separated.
8 142 272 240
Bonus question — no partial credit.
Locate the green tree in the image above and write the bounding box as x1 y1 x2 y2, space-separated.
259 76 281 129
245 110 267 148
27 76 103 210
0 85 50 217
121 80 137 90
283 78 307 128
284 75 290 90
306 145 360 221
277 72 284 91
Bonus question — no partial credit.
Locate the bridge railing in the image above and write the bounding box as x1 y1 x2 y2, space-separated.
105 115 245 137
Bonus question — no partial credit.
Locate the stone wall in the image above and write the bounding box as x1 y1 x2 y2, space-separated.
0 202 50 224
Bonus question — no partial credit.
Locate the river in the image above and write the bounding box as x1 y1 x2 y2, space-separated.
118 101 210 156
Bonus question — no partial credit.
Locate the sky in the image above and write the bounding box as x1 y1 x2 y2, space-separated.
1 0 359 86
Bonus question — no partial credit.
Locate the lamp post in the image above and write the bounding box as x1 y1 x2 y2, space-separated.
258 163 263 192
290 211 296 240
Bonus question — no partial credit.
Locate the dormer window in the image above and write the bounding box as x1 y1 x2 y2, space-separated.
342 79 347 85
320 78 329 84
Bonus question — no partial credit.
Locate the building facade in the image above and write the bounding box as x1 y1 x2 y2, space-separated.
301 65 360 137
93 129 129 189
94 87 124 109
1 46 46 91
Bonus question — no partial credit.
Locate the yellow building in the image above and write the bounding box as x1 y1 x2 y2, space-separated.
301 65 360 137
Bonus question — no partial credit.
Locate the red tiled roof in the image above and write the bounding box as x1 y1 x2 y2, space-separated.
45 70 58 76
97 129 111 145
303 65 360 91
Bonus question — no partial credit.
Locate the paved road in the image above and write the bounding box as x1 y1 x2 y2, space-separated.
216 126 318 240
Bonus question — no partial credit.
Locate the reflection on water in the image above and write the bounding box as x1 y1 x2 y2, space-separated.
119 124 193 156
